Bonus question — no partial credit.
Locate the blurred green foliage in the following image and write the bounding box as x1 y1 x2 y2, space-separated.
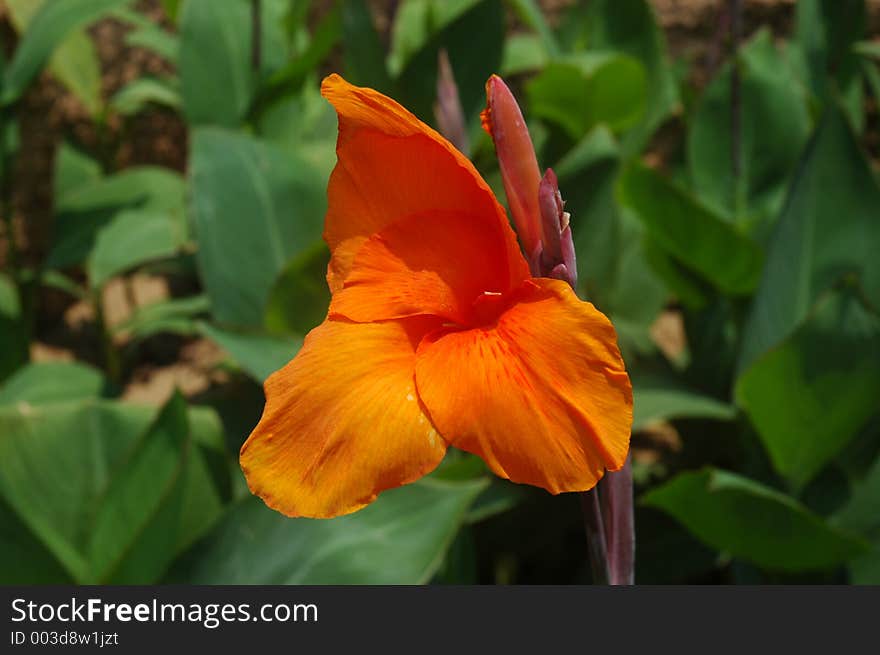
0 0 878 584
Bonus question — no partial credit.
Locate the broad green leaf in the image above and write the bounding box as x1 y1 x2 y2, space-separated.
0 495 74 583
48 29 102 116
88 208 186 288
833 454 880 540
6 8 105 117
688 29 811 226
501 33 548 76
2 0 128 105
255 5 341 112
554 127 668 348
0 0 129 106
737 290 880 491
264 242 330 336
618 163 763 295
0 362 107 405
53 142 101 202
387 0 437 76
189 128 326 327
110 76 180 115
577 0 679 154
167 477 487 584
642 468 868 571
850 546 880 583
87 394 190 583
0 397 190 583
50 166 186 270
257 79 337 177
632 374 736 431
199 322 301 382
555 126 622 305
738 105 880 372
341 0 393 92
504 0 559 57
395 0 504 122
527 53 647 138
179 0 254 127
56 166 185 214
793 0 865 102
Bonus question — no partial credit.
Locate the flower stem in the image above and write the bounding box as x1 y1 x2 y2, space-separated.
599 456 635 585
579 490 609 584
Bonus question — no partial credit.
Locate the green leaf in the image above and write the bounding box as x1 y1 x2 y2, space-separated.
88 208 186 289
850 546 880 583
395 0 505 122
189 128 326 327
256 6 341 111
179 0 254 127
110 76 181 115
167 477 487 584
642 468 868 571
577 0 679 154
2 0 129 105
504 0 559 57
833 454 880 540
87 394 191 583
0 396 196 583
125 24 179 62
632 374 736 431
257 79 338 177
554 128 668 349
0 362 107 405
50 166 186 270
738 104 880 372
555 126 621 305
264 242 330 336
341 0 393 92
737 289 880 491
618 163 763 295
501 33 548 76
854 41 880 60
688 29 811 225
112 294 210 342
527 53 647 138
51 29 102 116
793 0 866 101
199 322 302 382
53 142 101 202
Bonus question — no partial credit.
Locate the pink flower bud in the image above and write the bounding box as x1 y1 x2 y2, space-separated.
482 75 543 265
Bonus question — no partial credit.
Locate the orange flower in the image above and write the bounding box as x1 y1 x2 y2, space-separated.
240 74 633 519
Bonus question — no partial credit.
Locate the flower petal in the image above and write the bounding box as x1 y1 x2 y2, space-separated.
241 316 448 518
414 278 632 493
329 208 529 325
321 74 519 292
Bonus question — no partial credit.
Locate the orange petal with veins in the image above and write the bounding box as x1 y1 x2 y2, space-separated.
330 208 528 326
414 278 632 493
321 74 517 292
241 316 447 518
